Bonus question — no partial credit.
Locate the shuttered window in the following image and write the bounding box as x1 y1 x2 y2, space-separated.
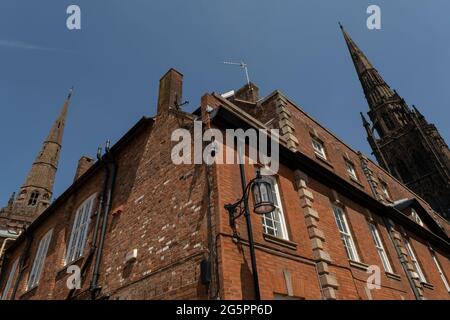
28 229 53 290
1 258 19 300
66 194 95 264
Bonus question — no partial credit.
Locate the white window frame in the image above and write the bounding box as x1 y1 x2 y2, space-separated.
1 258 19 300
332 205 360 262
411 209 424 227
345 161 358 180
404 239 426 283
65 194 96 264
28 229 53 290
380 181 391 201
368 223 393 273
431 251 450 292
311 137 327 160
261 176 289 240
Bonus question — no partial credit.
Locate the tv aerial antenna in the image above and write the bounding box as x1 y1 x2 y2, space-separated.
223 60 251 87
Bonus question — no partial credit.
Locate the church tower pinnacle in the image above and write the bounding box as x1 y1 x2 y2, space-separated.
4 88 72 221
340 25 450 220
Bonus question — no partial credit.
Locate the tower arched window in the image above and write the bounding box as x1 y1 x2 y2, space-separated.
28 191 40 206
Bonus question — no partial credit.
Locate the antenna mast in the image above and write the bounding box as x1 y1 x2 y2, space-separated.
223 60 251 87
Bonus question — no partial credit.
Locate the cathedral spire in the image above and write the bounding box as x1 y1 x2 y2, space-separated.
340 23 377 78
45 87 72 146
342 25 450 219
340 24 398 110
14 88 73 216
340 25 410 137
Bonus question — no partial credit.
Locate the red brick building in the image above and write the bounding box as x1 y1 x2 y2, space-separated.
1 30 449 300
0 66 448 300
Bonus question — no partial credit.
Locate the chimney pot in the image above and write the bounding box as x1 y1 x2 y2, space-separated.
234 82 259 103
74 156 94 181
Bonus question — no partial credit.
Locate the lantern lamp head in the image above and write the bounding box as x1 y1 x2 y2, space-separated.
252 170 275 215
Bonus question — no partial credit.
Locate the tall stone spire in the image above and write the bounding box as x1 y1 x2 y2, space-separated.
340 24 414 140
339 22 377 78
12 88 73 218
341 25 450 220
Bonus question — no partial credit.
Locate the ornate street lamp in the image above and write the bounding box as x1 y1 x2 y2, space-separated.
225 171 275 223
224 168 275 300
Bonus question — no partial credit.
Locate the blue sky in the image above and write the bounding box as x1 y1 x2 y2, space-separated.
1 0 449 204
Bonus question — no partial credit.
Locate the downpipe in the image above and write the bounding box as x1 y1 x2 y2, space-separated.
89 141 117 300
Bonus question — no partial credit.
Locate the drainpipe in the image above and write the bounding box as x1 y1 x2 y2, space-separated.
0 237 16 263
382 217 421 300
89 141 117 299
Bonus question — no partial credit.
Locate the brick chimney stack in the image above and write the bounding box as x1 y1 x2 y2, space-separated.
74 156 94 182
157 68 183 115
235 82 259 103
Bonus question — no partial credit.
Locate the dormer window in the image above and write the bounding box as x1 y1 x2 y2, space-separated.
311 137 327 160
379 180 391 201
411 209 424 227
28 191 40 206
345 160 358 181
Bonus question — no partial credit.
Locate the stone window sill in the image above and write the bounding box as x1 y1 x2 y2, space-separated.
385 272 402 281
263 233 298 250
20 285 38 299
56 256 85 278
348 260 369 271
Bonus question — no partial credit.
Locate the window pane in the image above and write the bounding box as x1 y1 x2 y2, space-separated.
261 177 288 240
405 240 426 283
332 206 359 262
66 195 94 264
369 223 392 272
431 253 450 291
312 138 326 159
1 258 19 300
28 229 53 289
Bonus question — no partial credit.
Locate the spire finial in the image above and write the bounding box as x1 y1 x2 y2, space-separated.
338 21 343 30
67 86 74 100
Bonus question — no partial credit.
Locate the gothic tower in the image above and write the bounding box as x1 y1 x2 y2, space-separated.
0 89 72 230
340 24 450 220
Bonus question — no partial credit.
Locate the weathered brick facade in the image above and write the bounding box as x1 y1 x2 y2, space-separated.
0 67 449 301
